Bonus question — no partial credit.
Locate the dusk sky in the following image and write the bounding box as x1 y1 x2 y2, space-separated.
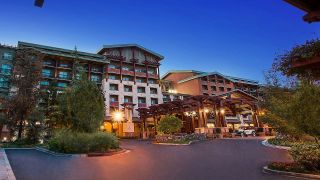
1 0 320 82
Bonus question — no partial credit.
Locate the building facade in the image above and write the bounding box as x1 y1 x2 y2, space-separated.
161 70 261 98
0 44 15 98
18 42 108 89
97 44 164 121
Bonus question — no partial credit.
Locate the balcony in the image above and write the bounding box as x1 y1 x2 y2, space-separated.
110 101 119 107
122 70 135 76
108 68 120 74
138 103 147 108
148 73 159 79
135 72 146 77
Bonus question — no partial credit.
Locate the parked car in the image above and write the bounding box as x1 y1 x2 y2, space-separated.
236 127 256 137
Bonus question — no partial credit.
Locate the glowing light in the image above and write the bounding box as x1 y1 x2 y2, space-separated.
185 112 189 116
192 111 196 115
168 89 177 94
220 109 225 114
2 137 7 141
113 111 123 122
35 122 41 125
204 109 209 113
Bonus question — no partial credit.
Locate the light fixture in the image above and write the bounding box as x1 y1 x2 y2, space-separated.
204 109 209 113
192 111 196 115
220 108 225 114
113 111 123 122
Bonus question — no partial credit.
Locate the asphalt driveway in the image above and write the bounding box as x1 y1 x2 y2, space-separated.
6 138 295 180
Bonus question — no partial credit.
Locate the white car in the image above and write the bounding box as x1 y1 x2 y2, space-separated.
237 128 256 137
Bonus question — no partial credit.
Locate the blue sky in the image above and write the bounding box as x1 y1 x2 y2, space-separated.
1 0 320 82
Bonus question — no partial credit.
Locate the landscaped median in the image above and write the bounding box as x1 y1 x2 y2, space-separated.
154 133 205 145
262 137 320 179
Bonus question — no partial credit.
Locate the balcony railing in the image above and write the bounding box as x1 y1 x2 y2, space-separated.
138 103 147 108
110 101 119 107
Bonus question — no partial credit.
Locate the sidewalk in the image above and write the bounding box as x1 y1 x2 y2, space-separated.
0 149 16 180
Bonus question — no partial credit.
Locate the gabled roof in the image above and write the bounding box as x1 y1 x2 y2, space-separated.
18 41 107 63
216 89 258 101
176 71 259 85
97 44 164 60
161 70 204 79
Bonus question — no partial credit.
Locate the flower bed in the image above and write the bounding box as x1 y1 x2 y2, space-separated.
155 133 206 144
268 162 320 175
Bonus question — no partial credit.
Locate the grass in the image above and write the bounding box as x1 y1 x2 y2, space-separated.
268 138 317 147
268 162 320 175
158 139 191 144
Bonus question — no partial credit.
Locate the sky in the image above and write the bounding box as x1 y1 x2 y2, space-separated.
1 0 320 82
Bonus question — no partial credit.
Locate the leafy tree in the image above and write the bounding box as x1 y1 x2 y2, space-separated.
158 115 183 134
6 48 43 140
58 74 105 133
25 107 45 144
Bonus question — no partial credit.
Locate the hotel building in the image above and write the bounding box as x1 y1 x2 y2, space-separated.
97 44 164 123
161 70 261 98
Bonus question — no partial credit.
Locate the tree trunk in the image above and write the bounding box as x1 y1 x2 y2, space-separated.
17 114 24 140
0 123 3 139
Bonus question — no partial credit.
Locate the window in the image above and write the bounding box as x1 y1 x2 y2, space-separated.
148 68 156 74
40 81 49 86
109 74 120 80
2 52 13 60
122 66 133 71
227 88 232 91
59 61 71 68
137 86 145 93
109 84 118 91
225 80 231 84
163 95 170 102
148 79 157 84
109 63 119 69
110 95 118 102
201 77 208 81
122 75 133 81
42 69 53 77
135 68 146 73
124 85 132 92
218 79 224 84
91 74 101 82
136 78 146 83
124 96 133 103
203 93 209 96
219 87 224 91
150 88 157 94
1 64 12 75
43 59 55 66
202 85 208 90
210 78 216 83
138 97 146 104
57 82 67 88
0 77 9 88
211 86 217 91
173 95 179 100
91 66 102 73
151 98 158 105
58 71 69 79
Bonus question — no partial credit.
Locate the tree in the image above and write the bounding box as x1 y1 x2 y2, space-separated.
58 74 105 133
158 115 183 134
6 48 43 140
25 107 45 144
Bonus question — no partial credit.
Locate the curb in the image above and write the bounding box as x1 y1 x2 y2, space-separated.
35 147 80 157
261 139 291 150
263 166 320 180
1 149 16 180
153 140 199 146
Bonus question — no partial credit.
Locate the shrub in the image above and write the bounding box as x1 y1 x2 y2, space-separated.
48 129 119 154
158 115 183 134
257 127 264 132
290 144 320 172
215 128 221 134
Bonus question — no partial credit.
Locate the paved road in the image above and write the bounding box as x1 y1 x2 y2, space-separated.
6 138 295 180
